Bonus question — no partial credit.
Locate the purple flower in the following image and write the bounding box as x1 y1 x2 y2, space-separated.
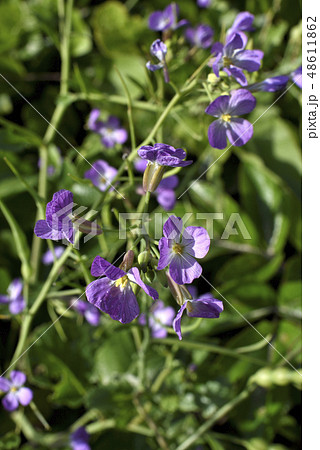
88 110 127 148
185 24 214 49
157 216 210 285
227 12 255 39
34 190 74 243
148 3 188 31
146 39 170 83
84 160 118 192
0 371 33 411
86 256 159 324
197 0 211 8
247 75 289 92
70 427 90 450
291 66 302 89
42 246 65 265
73 299 100 326
173 293 223 340
205 89 256 149
210 32 263 86
139 300 175 338
0 279 25 315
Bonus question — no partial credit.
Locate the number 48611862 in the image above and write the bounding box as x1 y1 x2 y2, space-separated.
307 17 316 79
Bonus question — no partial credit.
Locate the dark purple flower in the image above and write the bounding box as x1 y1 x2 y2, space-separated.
70 427 90 450
291 66 302 89
197 0 211 8
157 216 210 285
0 279 25 315
210 32 263 86
84 160 118 192
139 300 175 338
205 89 256 149
0 371 33 411
185 24 214 49
247 75 289 92
34 190 74 243
86 256 159 324
42 246 65 265
73 299 100 326
88 110 127 148
227 12 255 39
148 3 188 31
146 39 170 83
173 293 223 340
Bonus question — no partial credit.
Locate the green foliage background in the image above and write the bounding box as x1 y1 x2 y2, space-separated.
0 0 301 449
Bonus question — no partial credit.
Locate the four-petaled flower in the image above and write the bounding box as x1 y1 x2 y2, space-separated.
0 371 33 411
70 427 91 450
205 89 256 149
157 216 210 285
148 3 188 32
72 299 100 326
185 24 214 49
86 256 159 324
146 39 170 83
42 246 65 265
173 293 224 340
88 110 127 148
247 75 289 92
34 190 74 243
210 32 263 86
139 300 175 338
84 160 118 192
0 279 25 315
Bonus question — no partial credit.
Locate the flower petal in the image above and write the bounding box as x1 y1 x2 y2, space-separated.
224 32 246 57
90 255 126 279
105 285 140 324
205 95 230 117
7 279 23 300
0 295 9 304
2 392 19 411
85 277 113 312
157 237 174 270
34 220 62 240
16 387 33 406
9 297 26 315
173 302 187 340
169 254 202 285
232 49 264 72
187 295 224 318
182 226 210 258
226 118 253 146
128 267 159 300
10 371 26 387
208 119 228 149
228 89 256 115
163 215 183 241
224 66 247 86
0 377 11 392
156 189 176 211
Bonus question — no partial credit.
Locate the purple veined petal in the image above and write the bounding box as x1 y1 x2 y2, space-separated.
155 155 192 167
0 377 11 392
226 118 253 147
150 40 167 61
134 159 148 173
2 392 19 411
186 295 224 318
9 297 26 315
211 41 224 56
233 49 264 72
157 237 174 270
128 267 159 300
156 189 176 211
205 95 230 117
182 226 211 258
90 255 126 279
158 175 179 190
224 32 246 57
224 66 248 86
88 109 102 132
86 277 113 312
207 119 228 150
169 253 202 285
84 305 100 326
248 75 289 92
104 284 140 324
7 279 23 300
163 215 183 241
228 89 256 115
112 128 128 145
230 12 255 33
16 387 33 406
0 295 9 304
34 220 60 240
137 146 158 161
51 190 74 218
10 371 26 387
173 302 187 340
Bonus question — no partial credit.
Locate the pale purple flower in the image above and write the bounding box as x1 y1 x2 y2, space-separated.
42 246 65 265
185 24 214 49
205 89 256 149
227 12 255 39
34 190 74 243
0 279 25 315
173 293 223 340
138 143 192 168
157 216 210 285
139 300 175 338
70 427 90 450
0 371 33 411
88 110 127 148
291 66 302 89
148 3 188 31
86 256 159 324
73 299 100 326
197 0 211 8
247 75 289 92
84 160 118 192
146 39 170 83
210 32 263 86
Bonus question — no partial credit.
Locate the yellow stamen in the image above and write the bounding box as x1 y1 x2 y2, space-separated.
10 387 18 393
223 56 232 67
114 275 129 289
172 243 184 255
221 114 231 122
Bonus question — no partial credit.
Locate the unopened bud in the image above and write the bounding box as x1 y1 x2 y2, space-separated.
138 251 151 273
166 272 192 306
143 162 166 192
120 250 135 271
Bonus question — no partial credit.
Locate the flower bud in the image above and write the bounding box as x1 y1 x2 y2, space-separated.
142 162 166 192
166 272 192 305
119 250 134 271
138 251 151 273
